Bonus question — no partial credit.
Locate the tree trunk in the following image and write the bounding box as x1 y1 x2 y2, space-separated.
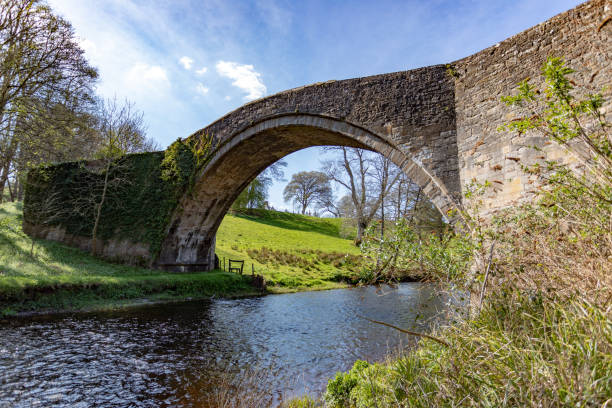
0 163 9 203
354 219 368 246
7 178 14 201
91 162 111 256
16 176 23 201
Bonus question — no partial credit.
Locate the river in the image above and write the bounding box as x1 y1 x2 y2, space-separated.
0 283 455 407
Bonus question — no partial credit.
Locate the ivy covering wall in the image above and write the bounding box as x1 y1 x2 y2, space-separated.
23 138 208 261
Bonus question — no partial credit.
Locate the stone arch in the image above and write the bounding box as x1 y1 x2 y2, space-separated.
155 113 461 271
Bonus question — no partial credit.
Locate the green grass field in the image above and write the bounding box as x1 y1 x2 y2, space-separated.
0 202 259 315
216 208 362 291
0 203 363 315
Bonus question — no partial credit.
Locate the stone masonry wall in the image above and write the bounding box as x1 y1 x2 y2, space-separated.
22 0 610 271
192 65 460 199
453 0 611 214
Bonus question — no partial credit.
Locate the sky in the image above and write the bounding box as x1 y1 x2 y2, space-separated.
48 0 583 210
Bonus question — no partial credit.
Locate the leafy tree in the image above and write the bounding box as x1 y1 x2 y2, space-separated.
0 0 98 200
283 170 331 214
232 160 287 209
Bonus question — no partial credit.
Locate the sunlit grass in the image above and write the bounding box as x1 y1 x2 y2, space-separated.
216 208 362 291
0 202 256 315
0 203 365 314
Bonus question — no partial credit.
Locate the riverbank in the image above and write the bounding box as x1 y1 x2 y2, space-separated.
0 202 262 316
0 203 373 316
313 294 612 408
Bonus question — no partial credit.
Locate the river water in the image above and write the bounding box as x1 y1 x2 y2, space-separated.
0 283 454 407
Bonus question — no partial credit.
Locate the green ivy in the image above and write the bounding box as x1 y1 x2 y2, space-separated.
23 137 213 263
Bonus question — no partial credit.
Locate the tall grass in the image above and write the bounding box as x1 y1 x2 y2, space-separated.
323 295 611 407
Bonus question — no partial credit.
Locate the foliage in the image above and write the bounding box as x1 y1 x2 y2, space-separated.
324 360 371 408
0 0 98 200
498 57 611 207
359 218 474 284
232 160 287 210
281 395 321 408
479 56 612 306
322 295 612 407
232 176 269 209
24 136 212 259
161 139 198 191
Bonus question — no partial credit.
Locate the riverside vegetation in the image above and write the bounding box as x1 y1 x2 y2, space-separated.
216 208 424 291
285 58 611 407
0 202 382 316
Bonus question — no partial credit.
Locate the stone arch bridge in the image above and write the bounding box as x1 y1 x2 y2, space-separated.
24 0 611 271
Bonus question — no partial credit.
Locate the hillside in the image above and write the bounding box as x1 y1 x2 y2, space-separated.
216 208 362 291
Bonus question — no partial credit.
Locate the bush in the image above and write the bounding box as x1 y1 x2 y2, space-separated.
324 360 371 408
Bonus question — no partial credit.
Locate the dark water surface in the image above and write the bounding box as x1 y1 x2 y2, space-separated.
0 283 452 407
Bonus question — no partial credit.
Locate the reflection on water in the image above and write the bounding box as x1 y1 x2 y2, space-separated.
0 283 453 407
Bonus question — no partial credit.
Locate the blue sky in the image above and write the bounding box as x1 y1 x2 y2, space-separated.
48 0 582 210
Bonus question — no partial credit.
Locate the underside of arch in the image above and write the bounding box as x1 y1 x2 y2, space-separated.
155 114 461 272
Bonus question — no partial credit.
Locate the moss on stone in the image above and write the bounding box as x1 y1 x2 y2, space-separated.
24 138 210 261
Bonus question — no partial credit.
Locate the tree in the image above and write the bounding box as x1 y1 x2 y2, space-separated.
283 171 331 214
80 98 154 255
337 195 356 218
232 160 287 210
0 0 98 200
322 147 401 245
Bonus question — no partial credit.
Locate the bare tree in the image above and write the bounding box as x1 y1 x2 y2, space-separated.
283 171 332 214
80 98 153 255
322 147 401 245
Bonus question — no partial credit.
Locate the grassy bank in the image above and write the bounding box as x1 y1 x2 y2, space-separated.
0 202 259 316
0 204 369 315
216 208 366 291
319 295 611 407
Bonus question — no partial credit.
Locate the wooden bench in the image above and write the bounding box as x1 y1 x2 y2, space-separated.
228 259 244 274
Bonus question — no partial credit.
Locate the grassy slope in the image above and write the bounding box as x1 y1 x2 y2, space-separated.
215 209 361 291
0 202 258 315
0 204 363 314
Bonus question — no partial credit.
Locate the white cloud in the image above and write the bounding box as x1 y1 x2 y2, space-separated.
195 67 208 75
215 60 266 101
125 63 170 92
127 63 170 84
195 83 209 95
224 95 231 101
179 56 194 70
